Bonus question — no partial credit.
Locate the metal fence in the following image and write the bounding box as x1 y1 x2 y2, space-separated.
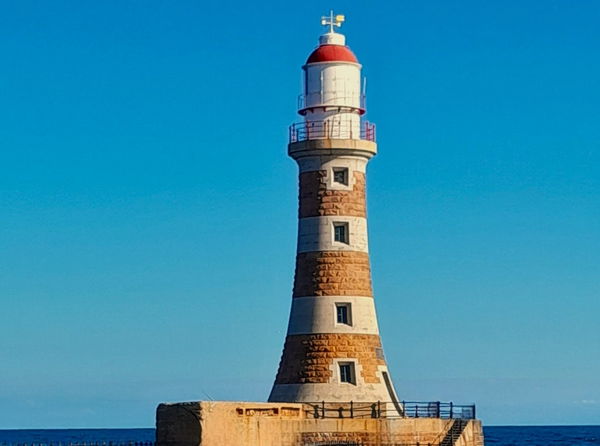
302 401 476 420
402 402 475 419
289 120 376 143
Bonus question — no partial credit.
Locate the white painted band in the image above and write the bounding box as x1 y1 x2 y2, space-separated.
319 32 346 46
269 365 400 412
297 155 368 174
297 216 368 253
286 296 380 335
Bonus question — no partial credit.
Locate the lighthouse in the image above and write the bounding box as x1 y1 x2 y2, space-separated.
269 13 401 410
156 14 484 444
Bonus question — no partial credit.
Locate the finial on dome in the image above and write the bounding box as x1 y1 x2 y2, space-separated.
320 10 345 33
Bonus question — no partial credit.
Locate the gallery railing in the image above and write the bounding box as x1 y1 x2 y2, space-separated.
302 401 476 420
289 120 376 143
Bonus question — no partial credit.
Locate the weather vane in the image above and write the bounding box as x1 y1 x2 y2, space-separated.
321 10 345 33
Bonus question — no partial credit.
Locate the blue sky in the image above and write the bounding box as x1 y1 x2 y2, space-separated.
1 0 599 428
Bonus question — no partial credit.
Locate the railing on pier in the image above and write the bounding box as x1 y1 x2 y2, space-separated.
302 401 476 420
289 120 376 143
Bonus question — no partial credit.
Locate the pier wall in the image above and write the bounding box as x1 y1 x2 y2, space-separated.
156 401 484 446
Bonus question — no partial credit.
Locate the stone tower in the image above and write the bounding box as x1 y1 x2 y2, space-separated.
269 14 401 410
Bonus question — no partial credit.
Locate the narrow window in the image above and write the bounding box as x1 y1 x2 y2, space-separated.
339 362 356 384
333 222 349 244
336 303 352 325
333 167 349 185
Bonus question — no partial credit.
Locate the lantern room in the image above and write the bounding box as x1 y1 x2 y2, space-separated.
291 13 373 142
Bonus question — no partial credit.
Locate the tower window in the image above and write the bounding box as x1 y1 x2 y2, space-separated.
333 222 349 244
339 362 356 384
333 167 349 185
336 303 352 325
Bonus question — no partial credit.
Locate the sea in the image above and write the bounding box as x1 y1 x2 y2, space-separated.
0 426 599 445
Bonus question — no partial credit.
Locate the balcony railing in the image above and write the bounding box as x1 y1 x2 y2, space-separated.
301 401 476 420
289 120 376 143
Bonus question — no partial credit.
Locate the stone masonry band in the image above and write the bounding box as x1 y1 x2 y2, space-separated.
273 333 387 385
299 170 367 218
293 251 373 297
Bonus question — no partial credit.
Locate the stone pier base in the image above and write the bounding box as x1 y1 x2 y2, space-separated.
156 401 484 446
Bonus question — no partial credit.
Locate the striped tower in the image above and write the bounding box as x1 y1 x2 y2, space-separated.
269 14 401 411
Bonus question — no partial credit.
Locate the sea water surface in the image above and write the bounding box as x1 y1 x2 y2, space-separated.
485 426 600 445
0 426 599 445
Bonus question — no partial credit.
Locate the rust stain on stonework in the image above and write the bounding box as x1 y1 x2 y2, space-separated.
293 251 373 297
299 170 367 218
274 333 386 384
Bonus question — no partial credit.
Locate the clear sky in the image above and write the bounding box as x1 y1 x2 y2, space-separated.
1 0 599 428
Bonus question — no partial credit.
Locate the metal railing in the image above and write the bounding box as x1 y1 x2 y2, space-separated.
402 401 475 419
289 120 376 143
302 401 476 420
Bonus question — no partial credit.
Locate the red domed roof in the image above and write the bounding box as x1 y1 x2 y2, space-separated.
306 44 358 64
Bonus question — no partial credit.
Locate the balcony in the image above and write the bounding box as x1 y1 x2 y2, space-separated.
289 120 376 143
